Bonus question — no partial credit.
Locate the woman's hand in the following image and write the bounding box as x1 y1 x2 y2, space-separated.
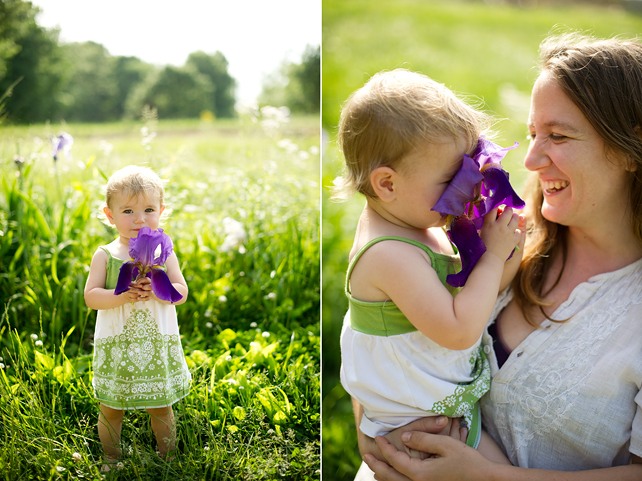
364 431 490 481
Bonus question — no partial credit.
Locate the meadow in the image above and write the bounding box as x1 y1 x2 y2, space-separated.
0 106 320 480
321 0 642 479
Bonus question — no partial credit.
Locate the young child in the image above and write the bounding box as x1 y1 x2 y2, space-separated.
84 165 191 470
336 69 524 463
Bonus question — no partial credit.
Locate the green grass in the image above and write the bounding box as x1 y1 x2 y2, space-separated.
0 112 320 480
321 1 642 479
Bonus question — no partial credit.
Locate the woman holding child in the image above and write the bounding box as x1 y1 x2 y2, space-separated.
353 33 642 479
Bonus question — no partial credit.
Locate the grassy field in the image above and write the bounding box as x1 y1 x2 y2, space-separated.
321 1 642 479
0 109 320 480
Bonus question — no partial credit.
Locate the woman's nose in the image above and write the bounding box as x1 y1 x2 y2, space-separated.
523 139 550 172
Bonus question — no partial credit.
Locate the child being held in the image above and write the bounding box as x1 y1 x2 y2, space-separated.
336 69 524 463
84 165 191 470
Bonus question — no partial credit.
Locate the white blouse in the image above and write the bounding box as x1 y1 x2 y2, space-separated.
481 258 642 469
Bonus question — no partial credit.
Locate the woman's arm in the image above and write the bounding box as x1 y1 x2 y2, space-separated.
364 432 642 481
353 398 463 462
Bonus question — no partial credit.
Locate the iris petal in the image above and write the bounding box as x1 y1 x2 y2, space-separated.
114 261 136 295
481 165 526 213
128 227 173 267
474 137 518 169
150 268 183 303
432 154 484 216
446 216 487 288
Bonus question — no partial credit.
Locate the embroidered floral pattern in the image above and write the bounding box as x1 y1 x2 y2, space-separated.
430 346 491 426
93 308 190 409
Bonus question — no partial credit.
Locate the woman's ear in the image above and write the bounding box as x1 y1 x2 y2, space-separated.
370 166 398 202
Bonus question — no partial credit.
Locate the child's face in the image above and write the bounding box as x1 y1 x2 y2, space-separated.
104 191 165 244
392 137 469 229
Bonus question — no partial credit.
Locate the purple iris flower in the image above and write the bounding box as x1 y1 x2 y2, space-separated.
114 227 183 303
431 137 525 287
52 132 73 161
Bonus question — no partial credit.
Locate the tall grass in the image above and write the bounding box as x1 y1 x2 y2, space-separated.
0 109 320 480
321 1 642 479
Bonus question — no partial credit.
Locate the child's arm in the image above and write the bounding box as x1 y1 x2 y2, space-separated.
136 252 189 305
84 249 142 309
357 208 521 351
498 215 526 293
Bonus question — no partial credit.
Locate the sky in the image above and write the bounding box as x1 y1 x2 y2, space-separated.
30 0 321 103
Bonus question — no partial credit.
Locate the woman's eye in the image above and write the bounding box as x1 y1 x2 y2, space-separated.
550 134 566 141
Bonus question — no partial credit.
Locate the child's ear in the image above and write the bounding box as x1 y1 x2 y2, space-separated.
103 206 115 224
159 204 166 215
370 166 398 201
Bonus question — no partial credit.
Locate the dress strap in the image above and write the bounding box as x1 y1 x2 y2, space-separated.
345 236 440 294
99 245 113 258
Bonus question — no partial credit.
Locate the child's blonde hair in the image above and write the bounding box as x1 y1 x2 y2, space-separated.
333 69 491 199
101 165 166 226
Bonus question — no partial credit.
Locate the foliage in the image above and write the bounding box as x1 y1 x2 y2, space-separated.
321 0 642 479
0 112 320 479
0 0 70 123
186 51 237 118
259 45 320 114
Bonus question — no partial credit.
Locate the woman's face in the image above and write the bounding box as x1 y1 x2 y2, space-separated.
524 72 632 231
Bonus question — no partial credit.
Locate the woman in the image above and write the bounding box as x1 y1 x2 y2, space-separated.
358 32 642 480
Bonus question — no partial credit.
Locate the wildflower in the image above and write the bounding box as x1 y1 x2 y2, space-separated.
51 132 73 161
262 332 270 338
220 217 247 253
114 227 183 303
205 322 213 328
116 462 124 470
35 340 43 347
72 452 82 463
265 292 276 300
56 466 66 472
0 363 4 369
270 270 276 279
31 334 38 341
226 355 232 361
204 446 210 451
13 155 24 169
250 322 257 328
432 137 525 287
218 295 227 303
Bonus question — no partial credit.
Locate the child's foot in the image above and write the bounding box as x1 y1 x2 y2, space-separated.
101 455 119 472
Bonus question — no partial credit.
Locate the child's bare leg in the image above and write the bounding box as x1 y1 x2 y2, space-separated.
147 406 176 458
477 430 511 464
98 403 124 467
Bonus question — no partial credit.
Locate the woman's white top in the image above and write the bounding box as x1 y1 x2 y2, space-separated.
481 258 642 469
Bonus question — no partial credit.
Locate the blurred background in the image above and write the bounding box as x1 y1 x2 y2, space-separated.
321 0 642 478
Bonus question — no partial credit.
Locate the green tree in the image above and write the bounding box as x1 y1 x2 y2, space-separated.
113 56 154 119
0 0 69 123
127 65 213 119
186 51 236 118
60 41 118 122
259 44 320 114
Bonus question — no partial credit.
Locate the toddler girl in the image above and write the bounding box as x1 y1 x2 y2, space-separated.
84 165 191 469
336 69 523 463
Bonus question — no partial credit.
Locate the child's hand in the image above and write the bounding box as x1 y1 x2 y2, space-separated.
480 206 523 262
133 277 156 302
119 283 144 303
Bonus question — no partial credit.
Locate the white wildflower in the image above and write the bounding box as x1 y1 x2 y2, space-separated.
72 452 82 463
264 292 276 300
225 355 232 361
116 462 124 470
0 363 5 369
56 466 66 472
270 270 276 279
218 295 227 303
31 334 38 341
262 332 270 338
250 322 257 328
35 340 43 347
220 217 247 253
205 322 213 329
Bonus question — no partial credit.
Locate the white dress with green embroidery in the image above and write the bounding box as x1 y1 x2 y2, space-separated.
92 246 191 410
340 237 491 448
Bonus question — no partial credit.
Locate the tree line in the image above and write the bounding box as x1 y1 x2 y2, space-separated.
0 0 319 123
